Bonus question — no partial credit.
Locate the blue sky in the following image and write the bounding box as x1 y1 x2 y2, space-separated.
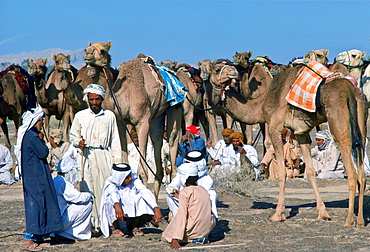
2 0 370 67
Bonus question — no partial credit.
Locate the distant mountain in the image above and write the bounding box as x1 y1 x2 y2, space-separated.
0 48 86 71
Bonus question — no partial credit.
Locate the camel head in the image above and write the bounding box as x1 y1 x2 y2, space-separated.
158 60 178 71
197 59 212 81
52 53 71 72
209 59 239 88
233 51 252 69
28 58 48 77
335 49 366 67
303 49 329 65
84 41 112 67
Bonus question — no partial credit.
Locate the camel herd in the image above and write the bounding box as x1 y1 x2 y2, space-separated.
0 42 369 227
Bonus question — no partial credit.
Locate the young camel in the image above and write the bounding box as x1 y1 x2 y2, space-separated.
213 62 367 227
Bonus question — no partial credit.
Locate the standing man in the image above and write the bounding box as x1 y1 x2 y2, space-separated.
70 84 123 234
15 106 63 251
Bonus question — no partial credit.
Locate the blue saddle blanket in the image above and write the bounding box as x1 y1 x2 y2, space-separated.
156 65 186 106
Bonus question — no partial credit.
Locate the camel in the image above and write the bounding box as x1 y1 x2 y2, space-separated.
303 49 329 65
0 66 28 149
66 41 119 114
39 53 76 141
334 50 370 103
176 63 209 137
196 59 235 143
158 60 178 71
104 58 183 199
210 61 367 227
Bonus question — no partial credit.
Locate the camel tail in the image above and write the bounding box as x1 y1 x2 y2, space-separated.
348 94 366 171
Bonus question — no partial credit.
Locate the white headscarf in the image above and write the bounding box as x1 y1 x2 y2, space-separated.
316 130 332 151
177 161 199 186
57 156 79 184
82 83 106 102
107 163 131 187
183 150 207 177
14 105 45 167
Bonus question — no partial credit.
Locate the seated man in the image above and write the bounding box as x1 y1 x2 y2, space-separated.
167 151 218 219
176 125 206 167
53 156 93 241
311 130 344 179
162 164 216 249
100 164 163 238
230 132 260 180
260 128 302 180
0 143 15 185
206 128 235 169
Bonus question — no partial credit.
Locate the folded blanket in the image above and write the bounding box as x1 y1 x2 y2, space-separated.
156 65 186 106
286 61 334 112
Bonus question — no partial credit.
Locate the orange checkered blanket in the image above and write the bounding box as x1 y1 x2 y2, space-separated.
285 61 336 112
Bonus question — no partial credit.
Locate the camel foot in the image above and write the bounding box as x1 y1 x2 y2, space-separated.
343 221 355 227
316 212 331 221
268 213 286 222
356 217 364 227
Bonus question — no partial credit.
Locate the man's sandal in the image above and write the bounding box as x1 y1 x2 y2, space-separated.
112 229 124 237
132 227 144 237
20 240 43 251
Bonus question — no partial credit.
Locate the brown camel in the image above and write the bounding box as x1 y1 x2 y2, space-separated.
0 66 28 149
66 41 119 114
196 59 235 143
304 49 329 65
176 63 209 137
104 58 183 199
212 62 367 227
40 53 76 141
158 60 178 71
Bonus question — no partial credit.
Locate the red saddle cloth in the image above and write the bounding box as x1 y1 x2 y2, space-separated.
0 65 30 94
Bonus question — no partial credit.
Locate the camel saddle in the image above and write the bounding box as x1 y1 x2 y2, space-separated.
0 65 31 95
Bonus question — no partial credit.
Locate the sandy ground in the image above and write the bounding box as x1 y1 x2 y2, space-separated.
2 120 370 251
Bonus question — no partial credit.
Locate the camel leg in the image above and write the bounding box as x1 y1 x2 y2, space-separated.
298 135 330 221
207 111 219 143
150 115 165 200
167 105 182 180
117 120 128 164
197 110 210 139
62 106 71 142
0 118 10 149
268 128 287 222
136 121 150 186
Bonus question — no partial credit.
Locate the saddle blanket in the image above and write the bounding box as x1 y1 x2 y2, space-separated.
156 65 186 106
285 61 335 112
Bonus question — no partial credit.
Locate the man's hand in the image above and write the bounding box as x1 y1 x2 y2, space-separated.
170 239 181 250
171 189 180 199
237 146 246 154
206 138 213 148
210 160 221 168
153 207 164 223
48 137 58 148
164 166 171 175
114 203 125 221
78 139 86 151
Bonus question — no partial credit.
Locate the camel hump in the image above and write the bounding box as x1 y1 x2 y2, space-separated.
0 65 32 95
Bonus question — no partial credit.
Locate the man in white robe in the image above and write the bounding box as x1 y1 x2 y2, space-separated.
100 163 163 238
53 156 93 241
162 163 216 249
69 84 123 233
0 143 15 185
167 151 218 219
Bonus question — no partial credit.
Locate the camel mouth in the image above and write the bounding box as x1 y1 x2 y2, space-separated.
233 62 240 65
228 74 239 79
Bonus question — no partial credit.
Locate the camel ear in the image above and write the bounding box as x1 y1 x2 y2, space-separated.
174 60 178 67
88 41 92 46
106 41 112 51
361 51 366 58
158 61 163 65
29 59 33 63
52 54 57 61
196 61 201 66
249 51 253 58
324 50 329 56
66 55 71 60
234 52 238 55
43 59 48 65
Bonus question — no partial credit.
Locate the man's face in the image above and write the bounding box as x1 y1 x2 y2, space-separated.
88 93 103 114
223 135 231 145
34 119 44 132
133 137 139 146
316 138 324 147
121 173 132 186
232 138 242 149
